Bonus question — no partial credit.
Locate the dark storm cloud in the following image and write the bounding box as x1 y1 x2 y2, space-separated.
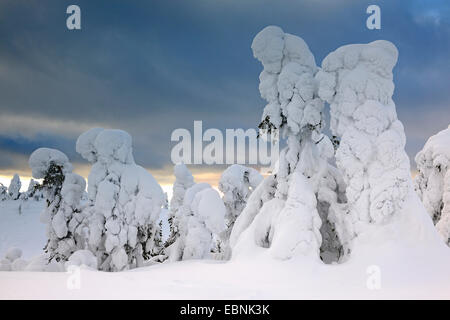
0 0 449 175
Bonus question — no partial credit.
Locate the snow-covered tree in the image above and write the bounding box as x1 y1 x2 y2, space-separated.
316 40 411 254
8 174 21 200
0 183 8 201
415 125 450 245
29 148 86 262
25 179 43 201
168 183 226 261
219 165 263 229
76 128 165 271
0 247 22 271
218 164 263 258
230 26 345 262
166 163 195 248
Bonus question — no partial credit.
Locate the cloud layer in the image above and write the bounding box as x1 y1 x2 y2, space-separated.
0 0 449 178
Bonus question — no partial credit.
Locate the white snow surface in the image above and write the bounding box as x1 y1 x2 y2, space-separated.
0 200 46 259
0 192 450 299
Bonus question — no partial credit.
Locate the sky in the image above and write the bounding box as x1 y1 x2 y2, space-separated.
0 0 449 190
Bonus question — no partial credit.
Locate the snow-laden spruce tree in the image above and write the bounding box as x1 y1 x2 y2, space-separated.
0 183 8 201
76 128 165 271
25 179 43 201
315 40 411 253
415 125 450 245
8 174 21 200
231 26 345 262
168 182 226 261
29 148 86 262
166 163 195 248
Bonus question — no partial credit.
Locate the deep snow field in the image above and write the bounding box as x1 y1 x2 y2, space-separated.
0 200 46 259
1 194 450 300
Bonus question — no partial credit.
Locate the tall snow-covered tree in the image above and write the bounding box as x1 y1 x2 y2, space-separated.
168 183 226 261
29 148 86 262
8 174 21 200
415 125 450 245
230 26 344 263
76 128 165 271
166 163 195 248
316 40 411 254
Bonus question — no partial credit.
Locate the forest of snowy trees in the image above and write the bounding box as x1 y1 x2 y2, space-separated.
1 25 449 273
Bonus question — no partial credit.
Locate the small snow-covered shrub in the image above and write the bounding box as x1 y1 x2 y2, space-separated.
0 183 9 201
24 254 63 272
316 40 410 254
168 183 226 261
66 250 98 270
76 128 165 271
11 259 28 271
0 259 11 271
8 174 21 200
1 247 27 271
29 148 86 263
24 179 43 201
5 247 22 262
415 125 450 245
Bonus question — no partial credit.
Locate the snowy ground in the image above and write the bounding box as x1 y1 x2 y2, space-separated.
1 199 450 299
0 200 46 259
1 252 450 299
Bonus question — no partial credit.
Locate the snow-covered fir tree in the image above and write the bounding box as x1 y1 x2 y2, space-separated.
166 163 195 248
231 26 345 262
168 182 226 261
76 128 165 271
25 179 43 201
29 148 86 262
415 125 450 245
8 174 21 200
316 40 411 255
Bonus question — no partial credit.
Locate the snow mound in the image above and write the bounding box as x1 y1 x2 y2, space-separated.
66 250 98 270
4 247 22 262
